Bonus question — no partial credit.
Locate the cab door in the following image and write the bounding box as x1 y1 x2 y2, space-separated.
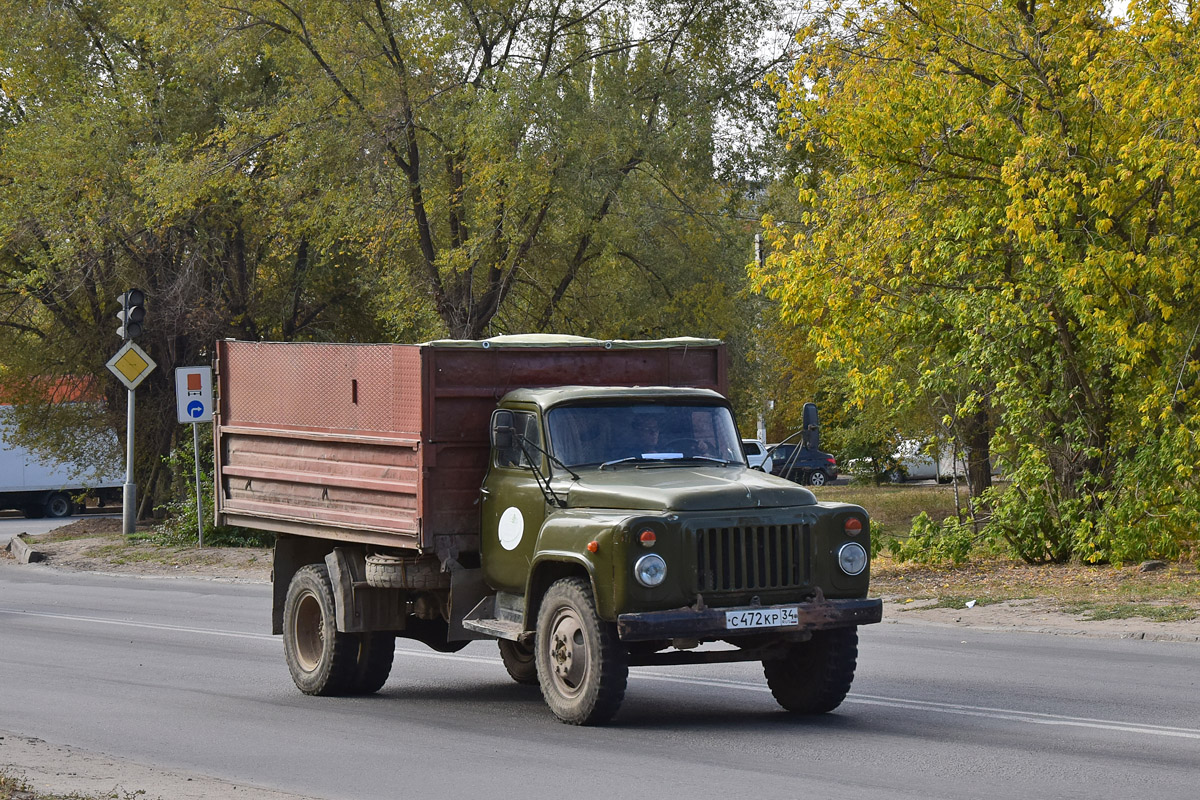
481 409 549 594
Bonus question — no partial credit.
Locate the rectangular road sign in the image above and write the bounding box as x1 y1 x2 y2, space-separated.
175 366 213 423
106 341 157 390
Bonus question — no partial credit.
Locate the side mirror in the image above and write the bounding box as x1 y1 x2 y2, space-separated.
802 402 820 451
491 410 515 449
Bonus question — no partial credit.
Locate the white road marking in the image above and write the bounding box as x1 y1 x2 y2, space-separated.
0 608 275 642
6 607 1198 740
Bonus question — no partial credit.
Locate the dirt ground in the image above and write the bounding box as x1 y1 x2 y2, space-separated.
6 516 272 582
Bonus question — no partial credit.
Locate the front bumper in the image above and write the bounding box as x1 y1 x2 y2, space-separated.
616 597 882 642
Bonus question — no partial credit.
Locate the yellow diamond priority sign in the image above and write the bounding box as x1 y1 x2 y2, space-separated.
106 341 157 390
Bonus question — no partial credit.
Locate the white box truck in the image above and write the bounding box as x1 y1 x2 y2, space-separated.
0 406 122 518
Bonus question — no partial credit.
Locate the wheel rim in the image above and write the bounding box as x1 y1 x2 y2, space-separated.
811 472 825 486
292 590 325 673
47 496 69 516
546 606 589 699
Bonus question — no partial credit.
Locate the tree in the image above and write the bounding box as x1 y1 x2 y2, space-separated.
753 0 1200 562
1 0 792 514
0 0 390 515
212 0 785 338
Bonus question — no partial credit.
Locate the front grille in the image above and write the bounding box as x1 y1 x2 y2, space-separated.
694 524 810 593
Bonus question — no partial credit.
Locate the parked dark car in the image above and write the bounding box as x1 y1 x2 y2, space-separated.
768 442 839 486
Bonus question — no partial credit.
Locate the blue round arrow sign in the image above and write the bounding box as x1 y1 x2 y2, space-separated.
187 400 205 419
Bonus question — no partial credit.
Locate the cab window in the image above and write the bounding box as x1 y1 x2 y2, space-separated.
495 411 541 469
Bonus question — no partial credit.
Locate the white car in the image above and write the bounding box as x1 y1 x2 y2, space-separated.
866 439 966 482
740 439 774 473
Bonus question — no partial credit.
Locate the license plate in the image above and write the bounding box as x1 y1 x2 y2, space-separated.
724 607 799 630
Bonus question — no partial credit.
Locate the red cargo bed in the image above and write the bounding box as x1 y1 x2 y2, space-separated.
214 337 726 551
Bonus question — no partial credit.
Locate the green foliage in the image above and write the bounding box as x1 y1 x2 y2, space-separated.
153 425 271 548
201 0 788 342
755 0 1200 563
0 0 792 512
886 512 978 566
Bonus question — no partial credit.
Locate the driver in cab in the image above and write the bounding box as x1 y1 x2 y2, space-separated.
631 416 662 455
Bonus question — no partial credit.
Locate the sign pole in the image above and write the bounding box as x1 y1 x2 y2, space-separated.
193 421 204 548
173 366 214 549
123 386 136 535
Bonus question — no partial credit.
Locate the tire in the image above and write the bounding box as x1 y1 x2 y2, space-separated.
498 639 539 685
22 505 46 519
886 470 904 484
43 492 75 518
535 577 628 725
352 632 396 695
365 553 450 590
808 470 828 486
282 564 361 696
763 627 859 714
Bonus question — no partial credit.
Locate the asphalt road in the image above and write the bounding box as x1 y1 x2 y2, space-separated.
1 564 1197 800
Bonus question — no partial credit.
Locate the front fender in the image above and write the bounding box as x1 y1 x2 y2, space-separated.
528 509 634 623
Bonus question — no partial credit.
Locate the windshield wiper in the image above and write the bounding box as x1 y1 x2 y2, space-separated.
599 456 659 470
599 455 733 470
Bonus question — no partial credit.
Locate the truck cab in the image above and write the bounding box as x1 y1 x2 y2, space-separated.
467 387 879 723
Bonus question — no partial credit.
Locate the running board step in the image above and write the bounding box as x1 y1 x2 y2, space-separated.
461 616 525 641
461 594 529 642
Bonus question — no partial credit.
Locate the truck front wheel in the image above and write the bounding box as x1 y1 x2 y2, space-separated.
535 577 628 725
283 564 362 696
762 627 858 714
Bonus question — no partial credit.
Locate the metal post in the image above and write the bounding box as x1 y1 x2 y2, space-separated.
193 422 204 548
123 386 136 535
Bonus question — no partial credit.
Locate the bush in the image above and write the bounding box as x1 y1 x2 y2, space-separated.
886 511 978 566
154 425 273 548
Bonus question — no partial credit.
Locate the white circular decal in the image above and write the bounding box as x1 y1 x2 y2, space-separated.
498 506 524 551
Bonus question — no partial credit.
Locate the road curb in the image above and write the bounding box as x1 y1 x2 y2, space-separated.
5 533 45 564
880 616 1200 644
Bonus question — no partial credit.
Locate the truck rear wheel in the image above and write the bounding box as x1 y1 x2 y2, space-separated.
763 627 858 714
283 564 360 696
353 632 396 695
498 639 538 685
535 577 628 725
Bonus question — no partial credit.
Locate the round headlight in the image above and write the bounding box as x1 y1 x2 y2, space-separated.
634 553 667 587
837 542 868 576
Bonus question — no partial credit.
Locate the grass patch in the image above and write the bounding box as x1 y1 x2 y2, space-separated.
82 544 172 565
82 543 229 568
1058 602 1199 622
917 594 1028 610
872 553 1200 609
0 769 147 799
813 483 964 536
31 528 119 544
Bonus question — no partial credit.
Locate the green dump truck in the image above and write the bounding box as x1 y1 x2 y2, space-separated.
214 335 881 724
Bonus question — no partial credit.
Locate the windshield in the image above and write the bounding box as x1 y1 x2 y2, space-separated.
546 402 745 468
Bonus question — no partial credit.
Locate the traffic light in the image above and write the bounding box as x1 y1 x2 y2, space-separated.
116 288 146 340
